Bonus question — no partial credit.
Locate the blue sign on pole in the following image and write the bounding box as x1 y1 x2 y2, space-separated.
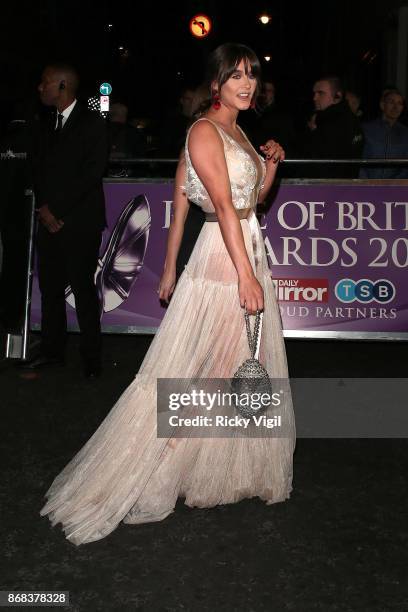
100 82 112 95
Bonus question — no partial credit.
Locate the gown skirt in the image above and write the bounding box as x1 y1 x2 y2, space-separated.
40 209 296 545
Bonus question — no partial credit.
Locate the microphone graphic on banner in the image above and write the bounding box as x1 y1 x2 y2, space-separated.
65 194 151 317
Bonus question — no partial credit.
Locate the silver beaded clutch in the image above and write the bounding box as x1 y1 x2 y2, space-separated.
231 309 272 418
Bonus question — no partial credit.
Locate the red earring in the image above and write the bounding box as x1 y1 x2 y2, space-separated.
212 91 221 110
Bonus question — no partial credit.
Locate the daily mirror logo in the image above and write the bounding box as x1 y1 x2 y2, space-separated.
274 278 329 302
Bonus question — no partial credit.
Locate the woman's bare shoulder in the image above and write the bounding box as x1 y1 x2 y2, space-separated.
188 118 223 150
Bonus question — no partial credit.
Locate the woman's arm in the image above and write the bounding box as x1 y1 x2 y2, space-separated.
188 120 263 314
158 152 190 302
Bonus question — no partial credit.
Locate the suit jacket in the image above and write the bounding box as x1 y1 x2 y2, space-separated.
360 118 408 179
300 101 364 178
35 102 108 231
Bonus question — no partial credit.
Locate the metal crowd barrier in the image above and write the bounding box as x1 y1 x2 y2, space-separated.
108 158 408 166
5 190 37 360
3 158 408 360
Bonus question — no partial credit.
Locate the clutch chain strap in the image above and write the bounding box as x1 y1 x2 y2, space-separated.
244 308 261 359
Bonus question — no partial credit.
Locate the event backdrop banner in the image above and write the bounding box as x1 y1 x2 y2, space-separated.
30 181 408 339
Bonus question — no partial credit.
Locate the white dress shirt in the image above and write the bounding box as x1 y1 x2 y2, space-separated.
55 99 77 129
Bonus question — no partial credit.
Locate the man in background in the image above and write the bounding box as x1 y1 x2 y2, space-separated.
107 102 147 177
250 79 296 158
300 76 364 177
360 89 408 179
159 85 195 158
24 63 108 378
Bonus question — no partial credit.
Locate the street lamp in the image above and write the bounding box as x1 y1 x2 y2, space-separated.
259 14 271 25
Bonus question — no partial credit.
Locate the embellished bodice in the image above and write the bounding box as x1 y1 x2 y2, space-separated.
184 118 266 214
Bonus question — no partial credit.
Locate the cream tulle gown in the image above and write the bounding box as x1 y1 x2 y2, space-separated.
40 118 296 545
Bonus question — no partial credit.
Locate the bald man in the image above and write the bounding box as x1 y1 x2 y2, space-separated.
27 63 108 378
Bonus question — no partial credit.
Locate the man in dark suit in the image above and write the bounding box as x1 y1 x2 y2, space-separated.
25 63 108 377
300 76 364 178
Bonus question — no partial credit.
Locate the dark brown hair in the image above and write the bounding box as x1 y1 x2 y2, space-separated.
196 43 262 114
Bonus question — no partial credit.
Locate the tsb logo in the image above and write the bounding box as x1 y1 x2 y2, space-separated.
335 279 396 304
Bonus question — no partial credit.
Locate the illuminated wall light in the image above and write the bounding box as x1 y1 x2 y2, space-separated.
264 55 271 62
259 14 271 24
189 14 212 38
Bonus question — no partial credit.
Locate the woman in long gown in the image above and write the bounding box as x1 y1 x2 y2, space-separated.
40 43 296 546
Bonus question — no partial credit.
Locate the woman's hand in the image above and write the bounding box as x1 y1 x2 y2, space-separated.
158 268 176 303
259 140 285 167
238 274 264 315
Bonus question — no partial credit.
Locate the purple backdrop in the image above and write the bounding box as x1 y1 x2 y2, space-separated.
31 181 408 338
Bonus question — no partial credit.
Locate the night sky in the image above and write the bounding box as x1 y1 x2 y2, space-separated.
0 0 406 123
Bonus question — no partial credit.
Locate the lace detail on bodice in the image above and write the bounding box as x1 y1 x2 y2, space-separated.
184 118 266 213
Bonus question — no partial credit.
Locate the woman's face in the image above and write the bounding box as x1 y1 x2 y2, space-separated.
217 58 257 111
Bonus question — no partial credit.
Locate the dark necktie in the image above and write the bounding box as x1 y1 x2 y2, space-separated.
56 112 64 132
